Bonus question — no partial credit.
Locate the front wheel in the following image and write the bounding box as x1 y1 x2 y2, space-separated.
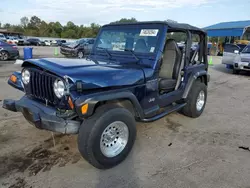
181 80 207 118
78 104 136 169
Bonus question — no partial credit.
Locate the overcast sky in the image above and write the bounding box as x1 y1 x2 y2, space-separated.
1 0 250 28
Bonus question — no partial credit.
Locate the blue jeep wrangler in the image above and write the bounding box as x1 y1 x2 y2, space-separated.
3 21 209 169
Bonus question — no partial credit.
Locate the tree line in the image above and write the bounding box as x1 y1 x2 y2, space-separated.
0 16 138 39
0 17 201 42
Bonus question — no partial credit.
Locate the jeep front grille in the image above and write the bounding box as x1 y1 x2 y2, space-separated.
25 68 57 103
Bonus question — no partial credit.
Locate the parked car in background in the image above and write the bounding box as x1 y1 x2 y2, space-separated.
6 36 19 45
44 40 51 46
56 40 67 46
17 38 31 46
0 41 19 61
207 42 212 55
50 40 57 46
222 43 250 74
0 33 7 42
60 38 95 58
27 38 45 46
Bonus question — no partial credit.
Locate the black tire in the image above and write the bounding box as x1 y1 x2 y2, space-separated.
181 80 207 118
78 104 136 169
0 51 9 61
233 69 240 74
77 50 84 58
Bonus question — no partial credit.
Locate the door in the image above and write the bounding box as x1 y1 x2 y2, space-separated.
222 44 240 65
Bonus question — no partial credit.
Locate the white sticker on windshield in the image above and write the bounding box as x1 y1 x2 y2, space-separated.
150 47 155 52
139 29 159 36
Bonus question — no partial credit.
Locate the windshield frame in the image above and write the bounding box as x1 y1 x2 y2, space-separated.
241 45 250 53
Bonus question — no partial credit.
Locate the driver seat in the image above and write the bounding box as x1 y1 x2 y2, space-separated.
159 39 182 93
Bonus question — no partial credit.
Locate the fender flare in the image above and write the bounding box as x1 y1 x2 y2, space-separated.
182 70 209 99
75 91 144 119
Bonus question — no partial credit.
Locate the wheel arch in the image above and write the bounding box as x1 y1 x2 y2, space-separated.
183 71 209 99
75 91 144 119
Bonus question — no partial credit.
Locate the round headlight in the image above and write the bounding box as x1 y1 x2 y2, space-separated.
21 69 30 84
53 79 65 98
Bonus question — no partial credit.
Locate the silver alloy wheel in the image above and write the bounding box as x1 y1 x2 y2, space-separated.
78 51 84 58
196 90 205 111
0 51 8 60
100 121 129 158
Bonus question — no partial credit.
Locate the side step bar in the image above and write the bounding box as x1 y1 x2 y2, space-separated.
140 103 186 122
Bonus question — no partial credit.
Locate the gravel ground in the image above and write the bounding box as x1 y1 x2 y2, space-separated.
0 55 250 188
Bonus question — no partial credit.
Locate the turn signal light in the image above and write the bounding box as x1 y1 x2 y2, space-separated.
68 96 74 109
10 75 17 83
81 104 89 114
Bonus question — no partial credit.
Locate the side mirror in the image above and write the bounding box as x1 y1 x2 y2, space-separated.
234 50 239 54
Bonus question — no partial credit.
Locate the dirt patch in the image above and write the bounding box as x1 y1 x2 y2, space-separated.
165 118 182 132
0 134 81 178
0 134 11 143
8 177 30 188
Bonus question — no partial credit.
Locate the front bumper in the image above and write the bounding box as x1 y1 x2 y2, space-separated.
2 96 80 134
60 48 76 56
234 61 250 71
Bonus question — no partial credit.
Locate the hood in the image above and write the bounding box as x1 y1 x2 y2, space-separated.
240 53 250 62
62 42 79 49
23 58 145 89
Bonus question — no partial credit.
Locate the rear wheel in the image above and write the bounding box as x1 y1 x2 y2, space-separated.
78 104 136 169
0 51 9 61
181 80 207 118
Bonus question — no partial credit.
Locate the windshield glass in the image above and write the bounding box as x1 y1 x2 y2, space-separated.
75 38 86 44
242 45 250 53
95 25 162 54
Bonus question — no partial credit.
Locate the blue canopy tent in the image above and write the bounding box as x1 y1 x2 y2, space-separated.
203 21 250 55
203 20 250 37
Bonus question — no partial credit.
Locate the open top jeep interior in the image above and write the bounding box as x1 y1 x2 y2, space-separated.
159 30 202 94
159 38 182 93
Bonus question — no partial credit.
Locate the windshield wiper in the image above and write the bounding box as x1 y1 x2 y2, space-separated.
124 49 140 62
96 47 112 59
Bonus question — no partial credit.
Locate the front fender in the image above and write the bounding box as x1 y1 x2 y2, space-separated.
182 70 209 99
75 90 144 119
